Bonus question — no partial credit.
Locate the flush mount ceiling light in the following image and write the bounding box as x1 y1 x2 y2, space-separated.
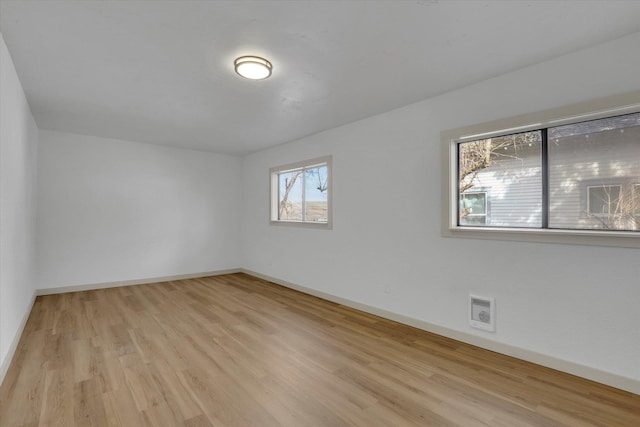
234 56 272 80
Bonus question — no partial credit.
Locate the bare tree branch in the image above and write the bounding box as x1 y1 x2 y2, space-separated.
279 170 302 219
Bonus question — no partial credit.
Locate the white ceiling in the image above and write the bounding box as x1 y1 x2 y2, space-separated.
2 1 640 155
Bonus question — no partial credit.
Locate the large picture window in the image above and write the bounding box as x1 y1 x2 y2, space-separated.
443 92 640 247
457 112 639 231
270 156 331 227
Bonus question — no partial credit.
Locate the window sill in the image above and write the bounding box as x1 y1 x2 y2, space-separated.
270 220 332 230
444 226 640 248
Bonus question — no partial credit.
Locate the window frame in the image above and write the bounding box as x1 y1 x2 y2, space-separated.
269 155 332 229
441 91 640 248
459 190 488 226
586 184 622 217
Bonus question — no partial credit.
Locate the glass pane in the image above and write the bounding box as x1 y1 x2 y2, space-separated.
548 112 640 231
460 193 486 215
462 216 486 226
460 193 487 225
304 166 328 222
458 131 542 227
588 185 620 215
278 170 303 221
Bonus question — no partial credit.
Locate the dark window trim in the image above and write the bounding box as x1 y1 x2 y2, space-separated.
441 91 640 248
455 112 638 232
541 128 549 228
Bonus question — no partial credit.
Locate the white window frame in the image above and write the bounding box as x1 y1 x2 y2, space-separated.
441 91 640 248
460 191 488 225
270 155 332 228
587 184 622 216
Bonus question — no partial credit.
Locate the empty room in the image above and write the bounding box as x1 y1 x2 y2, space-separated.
1 1 639 426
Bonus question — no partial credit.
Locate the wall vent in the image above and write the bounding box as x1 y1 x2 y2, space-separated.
469 295 495 332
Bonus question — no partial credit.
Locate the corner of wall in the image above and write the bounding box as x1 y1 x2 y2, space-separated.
0 30 40 387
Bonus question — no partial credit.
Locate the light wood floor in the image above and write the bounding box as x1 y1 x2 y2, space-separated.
0 273 638 426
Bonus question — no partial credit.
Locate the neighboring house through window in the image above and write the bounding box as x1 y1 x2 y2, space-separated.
587 185 621 216
443 93 640 247
455 112 640 231
460 191 487 225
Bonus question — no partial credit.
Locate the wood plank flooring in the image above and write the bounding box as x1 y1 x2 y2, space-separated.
0 273 638 426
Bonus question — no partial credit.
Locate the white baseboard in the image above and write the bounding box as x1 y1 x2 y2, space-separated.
0 290 37 387
36 268 241 296
240 269 640 395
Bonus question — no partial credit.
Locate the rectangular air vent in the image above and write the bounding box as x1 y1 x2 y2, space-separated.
469 295 495 332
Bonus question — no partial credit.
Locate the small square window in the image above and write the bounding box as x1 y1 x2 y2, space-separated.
460 192 487 225
270 156 332 227
587 185 621 216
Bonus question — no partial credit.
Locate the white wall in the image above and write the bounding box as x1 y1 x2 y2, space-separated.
37 131 241 289
242 32 640 386
0 33 38 378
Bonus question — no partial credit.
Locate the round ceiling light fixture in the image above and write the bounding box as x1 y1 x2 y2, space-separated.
234 55 272 80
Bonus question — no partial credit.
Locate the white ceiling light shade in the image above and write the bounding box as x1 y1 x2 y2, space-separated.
234 56 273 80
